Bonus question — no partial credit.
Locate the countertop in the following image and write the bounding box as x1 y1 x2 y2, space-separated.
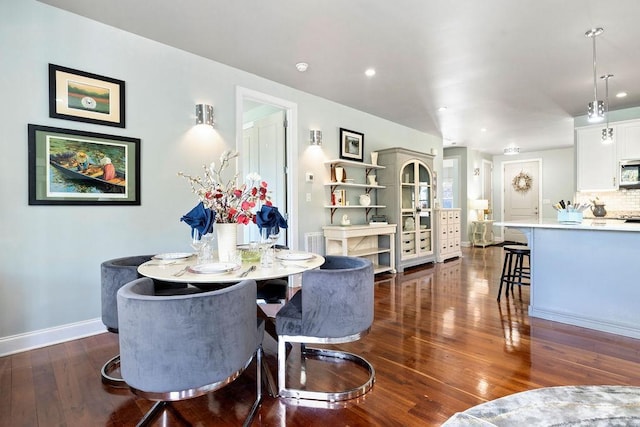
495 218 640 232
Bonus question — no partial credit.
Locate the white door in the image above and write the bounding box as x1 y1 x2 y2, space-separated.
242 109 286 244
503 160 540 243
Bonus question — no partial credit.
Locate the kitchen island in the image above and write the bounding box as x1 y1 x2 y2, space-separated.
496 218 640 339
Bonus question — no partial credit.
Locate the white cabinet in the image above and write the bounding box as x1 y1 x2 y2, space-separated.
576 126 617 191
324 159 386 224
616 121 640 160
376 148 435 272
323 224 396 274
435 209 462 262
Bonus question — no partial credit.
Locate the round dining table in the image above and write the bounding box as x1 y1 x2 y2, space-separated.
137 250 324 285
137 249 324 398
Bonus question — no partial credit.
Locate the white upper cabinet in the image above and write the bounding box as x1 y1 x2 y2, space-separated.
576 126 617 191
616 122 640 161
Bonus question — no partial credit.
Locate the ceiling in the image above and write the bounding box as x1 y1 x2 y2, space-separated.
38 0 640 155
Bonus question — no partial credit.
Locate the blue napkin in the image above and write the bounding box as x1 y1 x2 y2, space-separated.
256 205 288 233
180 202 215 237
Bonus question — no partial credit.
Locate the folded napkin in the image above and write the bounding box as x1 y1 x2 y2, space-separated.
180 202 215 237
256 205 288 233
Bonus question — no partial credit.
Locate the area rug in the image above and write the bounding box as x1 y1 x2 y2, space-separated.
442 385 640 426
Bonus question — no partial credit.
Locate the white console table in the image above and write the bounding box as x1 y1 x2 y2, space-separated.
471 220 494 247
323 224 396 274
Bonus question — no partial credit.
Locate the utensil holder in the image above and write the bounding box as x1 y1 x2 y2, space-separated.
558 211 583 224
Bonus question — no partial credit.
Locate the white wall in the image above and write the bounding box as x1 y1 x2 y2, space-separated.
0 1 441 348
492 147 575 222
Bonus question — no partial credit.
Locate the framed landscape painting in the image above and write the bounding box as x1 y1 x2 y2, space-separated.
28 124 140 205
339 128 364 162
49 64 126 128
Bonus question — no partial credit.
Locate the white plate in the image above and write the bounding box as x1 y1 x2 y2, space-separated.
276 252 314 261
188 263 240 274
152 252 193 260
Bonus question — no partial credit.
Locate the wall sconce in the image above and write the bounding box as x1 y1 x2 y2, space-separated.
195 104 214 127
310 130 322 146
474 168 480 176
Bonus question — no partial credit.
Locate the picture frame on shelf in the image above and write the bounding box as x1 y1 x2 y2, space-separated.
49 64 126 128
28 124 140 205
339 128 364 162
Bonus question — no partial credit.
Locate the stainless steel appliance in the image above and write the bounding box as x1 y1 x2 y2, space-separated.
619 160 640 189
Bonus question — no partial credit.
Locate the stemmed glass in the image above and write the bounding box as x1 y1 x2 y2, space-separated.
191 228 206 263
259 226 280 268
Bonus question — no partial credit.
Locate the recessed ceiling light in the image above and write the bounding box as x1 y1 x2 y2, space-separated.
438 107 448 112
365 68 376 77
481 128 487 132
295 62 309 72
616 91 628 98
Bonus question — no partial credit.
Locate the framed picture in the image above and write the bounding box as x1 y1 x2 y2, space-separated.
49 64 126 128
28 124 140 205
339 128 364 162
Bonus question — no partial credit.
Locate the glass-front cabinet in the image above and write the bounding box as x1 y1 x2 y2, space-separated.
400 160 433 260
377 147 435 272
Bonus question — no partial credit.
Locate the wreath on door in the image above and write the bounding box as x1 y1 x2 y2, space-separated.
512 171 532 194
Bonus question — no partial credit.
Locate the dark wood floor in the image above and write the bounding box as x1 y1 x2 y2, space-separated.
3 246 640 426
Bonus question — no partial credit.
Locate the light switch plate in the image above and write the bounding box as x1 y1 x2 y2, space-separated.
305 172 314 182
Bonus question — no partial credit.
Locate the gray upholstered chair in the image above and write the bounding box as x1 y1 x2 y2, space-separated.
275 255 375 401
117 277 263 427
100 255 154 387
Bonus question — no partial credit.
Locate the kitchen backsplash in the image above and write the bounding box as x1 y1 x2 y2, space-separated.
577 189 640 217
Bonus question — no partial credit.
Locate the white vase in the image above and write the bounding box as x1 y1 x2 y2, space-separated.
370 152 378 165
335 167 344 183
216 223 238 263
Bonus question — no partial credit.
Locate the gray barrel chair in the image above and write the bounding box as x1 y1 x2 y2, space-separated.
275 255 375 401
101 254 194 387
100 255 154 387
117 277 264 427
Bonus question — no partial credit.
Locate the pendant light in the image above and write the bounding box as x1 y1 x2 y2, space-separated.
585 28 605 123
601 74 614 144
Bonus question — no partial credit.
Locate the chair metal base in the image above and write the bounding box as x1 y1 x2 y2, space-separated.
131 347 263 427
278 336 375 402
101 354 128 388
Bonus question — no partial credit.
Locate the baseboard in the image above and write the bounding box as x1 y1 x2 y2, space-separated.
530 307 640 340
0 318 105 357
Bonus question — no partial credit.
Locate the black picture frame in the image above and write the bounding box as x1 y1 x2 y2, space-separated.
339 128 364 162
28 124 140 205
49 64 126 128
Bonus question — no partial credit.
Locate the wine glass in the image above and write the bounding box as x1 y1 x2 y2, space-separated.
191 228 206 262
259 226 279 268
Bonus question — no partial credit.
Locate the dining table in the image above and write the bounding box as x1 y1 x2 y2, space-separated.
137 248 324 397
137 250 324 286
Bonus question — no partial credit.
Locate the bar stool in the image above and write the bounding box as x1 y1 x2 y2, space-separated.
497 245 530 302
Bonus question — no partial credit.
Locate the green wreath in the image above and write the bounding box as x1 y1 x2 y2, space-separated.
512 171 532 194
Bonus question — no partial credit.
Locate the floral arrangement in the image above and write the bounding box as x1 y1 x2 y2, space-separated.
178 150 271 225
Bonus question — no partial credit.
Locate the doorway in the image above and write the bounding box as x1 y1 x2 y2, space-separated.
236 87 298 249
502 159 541 243
481 159 493 217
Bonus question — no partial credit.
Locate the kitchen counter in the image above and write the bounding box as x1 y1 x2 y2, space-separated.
496 219 640 339
496 218 640 232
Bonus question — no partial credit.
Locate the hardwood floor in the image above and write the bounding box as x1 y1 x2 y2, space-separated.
3 246 640 426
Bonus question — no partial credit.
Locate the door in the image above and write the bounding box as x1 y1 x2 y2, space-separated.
503 160 540 243
237 88 298 250
242 109 286 244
